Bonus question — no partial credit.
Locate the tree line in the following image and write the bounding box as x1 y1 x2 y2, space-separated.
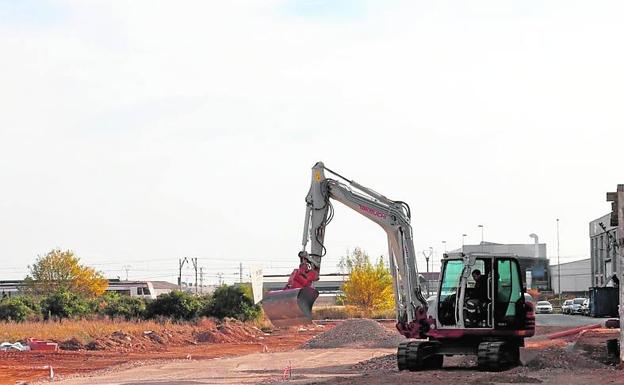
0 247 396 323
0 249 259 322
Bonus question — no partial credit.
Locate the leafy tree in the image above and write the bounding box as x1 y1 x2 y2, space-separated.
102 293 147 320
341 248 395 316
0 297 36 322
26 249 108 298
338 247 370 274
146 291 205 320
204 284 260 321
40 290 90 319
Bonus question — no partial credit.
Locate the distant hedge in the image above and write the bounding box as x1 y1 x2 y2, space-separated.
40 290 90 319
0 284 260 323
204 285 260 321
146 290 208 320
102 293 147 320
0 296 36 322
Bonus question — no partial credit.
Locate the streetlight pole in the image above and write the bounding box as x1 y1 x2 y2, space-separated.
422 247 433 297
556 218 561 298
462 234 467 252
478 224 484 252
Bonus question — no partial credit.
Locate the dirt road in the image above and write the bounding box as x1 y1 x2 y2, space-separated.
7 317 620 385
45 348 392 385
44 343 622 385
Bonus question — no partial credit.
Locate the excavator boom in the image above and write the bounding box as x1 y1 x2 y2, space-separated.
262 162 428 334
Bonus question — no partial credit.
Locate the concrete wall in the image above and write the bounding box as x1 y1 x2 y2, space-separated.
550 258 591 294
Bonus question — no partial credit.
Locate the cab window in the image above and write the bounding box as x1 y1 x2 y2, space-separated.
496 259 522 317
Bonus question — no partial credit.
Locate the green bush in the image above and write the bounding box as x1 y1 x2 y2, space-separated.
40 290 90 319
204 284 260 321
103 293 147 320
0 297 35 322
14 295 41 318
146 291 205 320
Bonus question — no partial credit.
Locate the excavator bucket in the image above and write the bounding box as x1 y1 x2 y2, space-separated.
261 286 319 327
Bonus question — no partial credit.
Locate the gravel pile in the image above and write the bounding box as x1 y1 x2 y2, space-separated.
351 354 397 372
302 319 405 349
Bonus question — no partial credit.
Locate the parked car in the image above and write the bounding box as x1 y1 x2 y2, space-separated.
524 293 534 304
580 298 590 316
570 297 588 315
561 299 574 314
535 300 553 314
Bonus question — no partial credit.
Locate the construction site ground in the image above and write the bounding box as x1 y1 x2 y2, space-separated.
1 315 621 385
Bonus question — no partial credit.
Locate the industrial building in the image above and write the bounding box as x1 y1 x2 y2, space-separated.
549 258 592 295
589 213 619 287
451 237 551 291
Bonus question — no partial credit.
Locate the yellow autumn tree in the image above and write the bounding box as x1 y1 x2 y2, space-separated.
25 249 108 298
341 248 395 316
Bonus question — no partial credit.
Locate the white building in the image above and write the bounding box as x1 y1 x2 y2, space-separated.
0 279 178 299
106 280 179 299
549 259 591 295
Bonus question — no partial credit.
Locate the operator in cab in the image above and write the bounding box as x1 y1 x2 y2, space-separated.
472 269 488 302
464 268 489 327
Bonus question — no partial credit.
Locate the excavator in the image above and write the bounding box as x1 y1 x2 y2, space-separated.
262 162 535 371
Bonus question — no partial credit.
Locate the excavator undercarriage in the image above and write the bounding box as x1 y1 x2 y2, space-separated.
397 339 522 372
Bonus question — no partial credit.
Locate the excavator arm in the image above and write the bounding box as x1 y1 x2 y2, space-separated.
262 162 429 337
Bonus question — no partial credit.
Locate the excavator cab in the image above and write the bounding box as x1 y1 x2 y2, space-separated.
261 286 319 327
436 253 528 330
398 253 535 372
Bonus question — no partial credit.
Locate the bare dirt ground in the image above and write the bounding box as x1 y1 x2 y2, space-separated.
44 327 622 385
0 323 331 385
3 318 621 385
39 348 393 385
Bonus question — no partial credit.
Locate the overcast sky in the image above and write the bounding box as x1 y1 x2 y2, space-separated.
1 0 622 284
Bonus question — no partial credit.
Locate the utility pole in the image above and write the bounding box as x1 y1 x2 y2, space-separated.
199 267 204 294
607 184 624 364
239 262 243 283
122 265 131 281
191 258 198 294
178 257 188 290
556 219 561 299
